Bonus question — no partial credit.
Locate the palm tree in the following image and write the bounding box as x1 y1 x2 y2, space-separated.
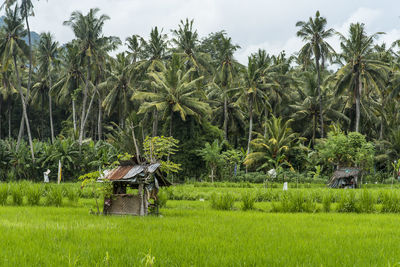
136 27 169 136
0 6 34 160
171 18 211 73
125 34 141 63
36 32 59 143
63 8 113 146
238 56 269 155
53 43 83 135
102 52 135 125
296 11 335 138
244 116 301 171
213 32 241 140
334 23 388 133
133 54 209 137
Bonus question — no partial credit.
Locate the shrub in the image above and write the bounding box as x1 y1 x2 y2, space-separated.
241 191 256 211
0 184 8 205
45 186 63 206
10 183 23 206
26 184 42 206
210 192 235 210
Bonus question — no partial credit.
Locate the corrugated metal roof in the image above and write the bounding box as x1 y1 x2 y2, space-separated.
103 163 162 181
148 163 161 173
106 166 131 181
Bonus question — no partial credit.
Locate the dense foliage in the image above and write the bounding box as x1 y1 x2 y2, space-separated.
1 5 399 181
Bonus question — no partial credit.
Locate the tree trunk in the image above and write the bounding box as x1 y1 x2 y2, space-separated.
13 55 35 161
16 115 24 149
264 107 268 138
312 114 316 147
152 109 158 137
355 74 361 133
315 57 324 138
223 93 228 140
0 95 2 139
131 122 141 163
247 97 253 155
72 99 77 134
8 100 11 139
97 93 102 141
79 59 91 146
49 76 55 143
41 92 44 139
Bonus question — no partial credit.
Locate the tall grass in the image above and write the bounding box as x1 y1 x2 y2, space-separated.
210 192 235 210
241 191 256 211
0 184 8 205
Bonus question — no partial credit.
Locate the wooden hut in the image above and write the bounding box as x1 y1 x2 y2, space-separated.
100 157 171 216
328 167 360 188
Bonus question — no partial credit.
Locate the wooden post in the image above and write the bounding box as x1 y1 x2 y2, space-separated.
138 183 144 216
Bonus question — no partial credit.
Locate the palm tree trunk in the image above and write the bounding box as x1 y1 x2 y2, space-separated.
16 115 24 149
223 93 228 140
13 55 35 161
312 114 316 146
152 109 158 137
49 76 55 143
79 59 91 146
315 57 324 138
355 74 361 133
0 95 2 139
97 93 102 140
264 107 268 138
247 97 253 155
72 99 77 134
41 92 44 139
8 100 11 139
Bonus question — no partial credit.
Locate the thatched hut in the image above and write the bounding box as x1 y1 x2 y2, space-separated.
100 157 171 216
328 167 360 188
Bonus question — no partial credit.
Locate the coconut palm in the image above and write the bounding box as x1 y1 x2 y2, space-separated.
296 11 335 137
63 8 113 146
53 43 83 135
133 54 209 137
237 56 269 155
244 116 301 171
0 6 34 160
334 23 388 133
102 52 135 125
35 32 59 143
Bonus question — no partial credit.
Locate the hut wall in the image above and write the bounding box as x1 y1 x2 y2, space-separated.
106 195 147 216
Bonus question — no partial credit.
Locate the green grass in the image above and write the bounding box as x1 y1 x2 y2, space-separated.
2 200 400 266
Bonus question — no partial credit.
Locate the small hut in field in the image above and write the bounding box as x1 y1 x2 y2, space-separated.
328 167 360 189
100 157 171 216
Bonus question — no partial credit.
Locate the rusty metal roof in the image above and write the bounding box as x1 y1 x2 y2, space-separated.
103 163 162 181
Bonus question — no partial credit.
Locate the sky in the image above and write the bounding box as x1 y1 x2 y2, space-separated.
2 0 400 64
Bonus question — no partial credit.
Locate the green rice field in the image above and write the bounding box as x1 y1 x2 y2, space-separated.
2 195 400 266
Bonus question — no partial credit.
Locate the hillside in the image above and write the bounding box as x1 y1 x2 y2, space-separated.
0 16 40 45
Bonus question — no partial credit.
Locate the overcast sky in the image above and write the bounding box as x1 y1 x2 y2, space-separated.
2 0 400 63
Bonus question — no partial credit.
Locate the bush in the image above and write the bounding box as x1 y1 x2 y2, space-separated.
210 192 235 210
241 191 256 211
10 183 23 206
0 184 8 205
45 186 63 206
26 184 42 206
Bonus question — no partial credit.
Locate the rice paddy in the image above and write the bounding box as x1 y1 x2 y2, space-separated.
1 183 400 266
